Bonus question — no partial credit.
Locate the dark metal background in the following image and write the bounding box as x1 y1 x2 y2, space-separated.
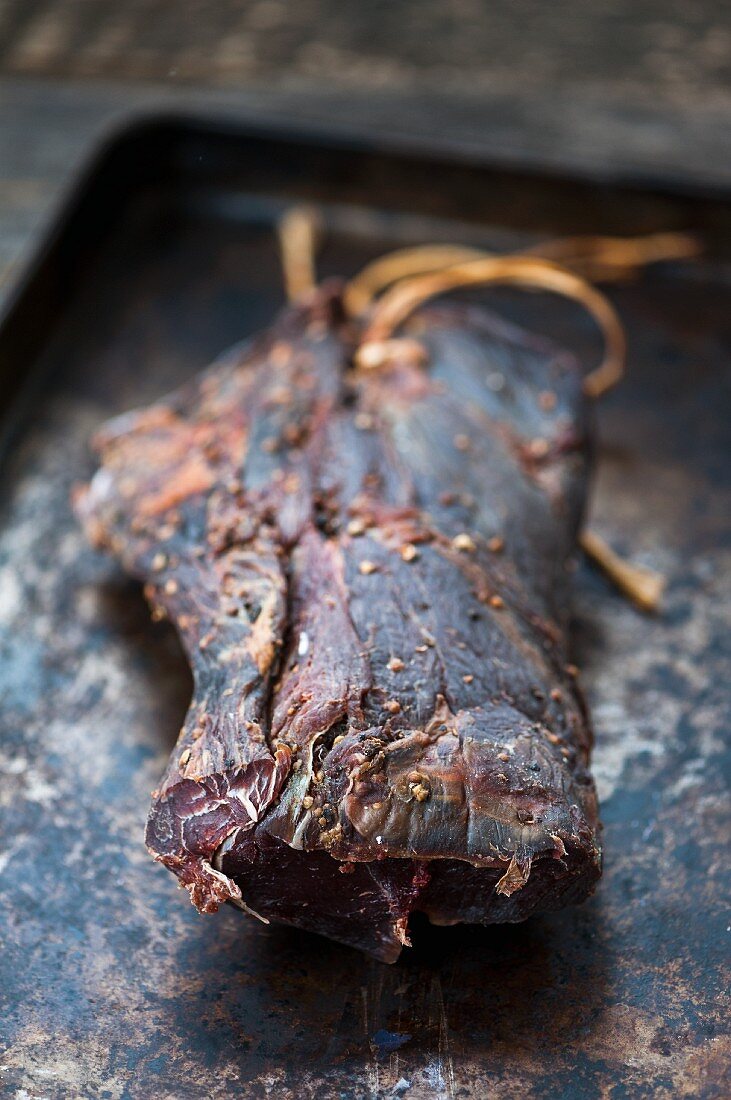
0 120 728 1098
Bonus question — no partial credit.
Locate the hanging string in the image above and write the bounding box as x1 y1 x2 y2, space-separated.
277 205 321 302
344 232 698 315
579 529 665 613
355 255 626 398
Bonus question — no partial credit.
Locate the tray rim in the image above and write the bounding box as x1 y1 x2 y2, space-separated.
0 106 729 471
3 106 731 345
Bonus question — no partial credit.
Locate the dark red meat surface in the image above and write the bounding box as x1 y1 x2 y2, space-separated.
76 281 601 961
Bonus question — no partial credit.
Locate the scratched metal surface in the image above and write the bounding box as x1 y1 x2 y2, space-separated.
0 124 729 1098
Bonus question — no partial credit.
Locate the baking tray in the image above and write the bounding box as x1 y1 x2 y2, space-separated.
0 116 728 1100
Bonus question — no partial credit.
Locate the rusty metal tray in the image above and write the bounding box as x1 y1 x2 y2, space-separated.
0 116 728 1099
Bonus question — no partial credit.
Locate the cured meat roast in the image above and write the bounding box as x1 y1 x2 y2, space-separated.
75 271 603 962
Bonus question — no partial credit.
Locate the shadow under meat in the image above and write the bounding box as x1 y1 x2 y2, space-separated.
95 573 193 751
158 890 610 1094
